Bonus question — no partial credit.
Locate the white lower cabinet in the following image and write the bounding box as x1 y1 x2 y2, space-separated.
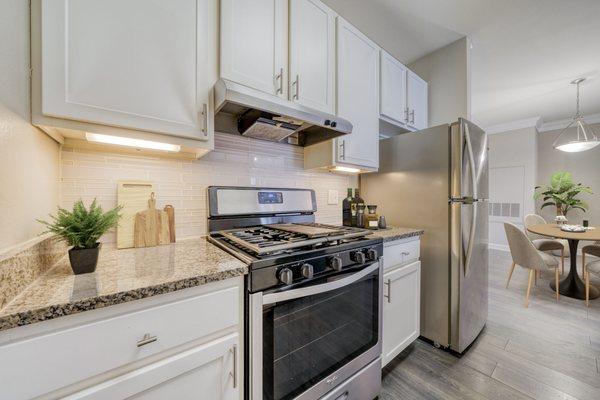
382 241 421 367
0 277 243 400
65 334 239 400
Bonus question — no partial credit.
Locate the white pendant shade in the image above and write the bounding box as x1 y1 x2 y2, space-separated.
553 117 600 152
553 78 600 153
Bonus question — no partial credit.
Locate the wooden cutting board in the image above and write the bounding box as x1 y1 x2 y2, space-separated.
164 205 176 243
270 223 345 238
117 181 155 249
134 193 171 248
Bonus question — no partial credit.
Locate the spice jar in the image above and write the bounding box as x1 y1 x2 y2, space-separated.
365 205 379 229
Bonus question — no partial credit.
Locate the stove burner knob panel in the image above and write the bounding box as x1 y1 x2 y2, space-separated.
278 268 294 286
329 256 343 271
366 248 379 261
301 263 314 279
350 251 366 264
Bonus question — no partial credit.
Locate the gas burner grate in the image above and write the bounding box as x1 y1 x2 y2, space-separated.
217 223 371 255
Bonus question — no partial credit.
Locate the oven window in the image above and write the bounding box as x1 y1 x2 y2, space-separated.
262 271 379 400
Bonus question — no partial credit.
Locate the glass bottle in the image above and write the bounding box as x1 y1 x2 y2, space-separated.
342 188 353 227
352 188 365 227
356 204 366 228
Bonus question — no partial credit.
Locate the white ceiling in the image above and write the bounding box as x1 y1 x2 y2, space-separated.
322 0 600 128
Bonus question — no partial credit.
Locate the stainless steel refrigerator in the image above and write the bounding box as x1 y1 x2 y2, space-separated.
361 118 489 353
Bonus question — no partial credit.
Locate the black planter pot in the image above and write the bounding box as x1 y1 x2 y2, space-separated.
68 243 102 275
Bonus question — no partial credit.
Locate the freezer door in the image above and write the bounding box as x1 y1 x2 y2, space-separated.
452 119 489 200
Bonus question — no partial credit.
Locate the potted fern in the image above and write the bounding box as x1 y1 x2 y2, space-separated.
38 199 122 275
534 171 592 217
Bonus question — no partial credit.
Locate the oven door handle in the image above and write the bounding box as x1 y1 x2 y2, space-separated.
262 262 380 305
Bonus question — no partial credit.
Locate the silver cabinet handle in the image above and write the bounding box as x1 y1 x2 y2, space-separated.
292 74 299 100
136 333 157 347
200 103 208 135
401 251 410 256
275 68 283 95
229 345 238 388
384 279 391 303
404 107 409 123
409 109 415 124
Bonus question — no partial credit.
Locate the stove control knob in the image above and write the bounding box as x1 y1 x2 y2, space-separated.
366 248 378 261
278 268 294 285
301 263 314 279
329 256 343 271
350 251 366 264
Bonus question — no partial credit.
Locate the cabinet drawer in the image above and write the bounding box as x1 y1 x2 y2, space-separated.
383 238 420 271
0 285 239 400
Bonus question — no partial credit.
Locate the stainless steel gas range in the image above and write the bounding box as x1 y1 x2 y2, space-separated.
207 186 383 400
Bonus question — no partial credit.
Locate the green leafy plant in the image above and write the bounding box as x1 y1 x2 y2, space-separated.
534 171 592 216
38 199 122 249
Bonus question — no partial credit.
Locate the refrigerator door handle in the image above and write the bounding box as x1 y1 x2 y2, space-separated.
463 122 478 200
464 203 477 277
463 122 478 277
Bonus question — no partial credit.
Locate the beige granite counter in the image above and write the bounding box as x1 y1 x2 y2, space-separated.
371 226 424 242
0 238 247 332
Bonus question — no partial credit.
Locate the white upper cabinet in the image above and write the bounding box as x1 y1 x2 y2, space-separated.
38 0 212 142
336 18 380 169
220 0 288 98
407 70 428 130
380 50 408 127
289 0 336 114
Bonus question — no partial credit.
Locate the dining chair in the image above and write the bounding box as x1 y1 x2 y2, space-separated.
583 244 600 306
504 223 560 307
524 214 567 275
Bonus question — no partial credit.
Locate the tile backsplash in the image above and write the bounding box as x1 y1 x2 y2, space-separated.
61 133 353 242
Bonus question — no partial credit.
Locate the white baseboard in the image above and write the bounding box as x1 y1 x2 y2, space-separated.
488 243 510 252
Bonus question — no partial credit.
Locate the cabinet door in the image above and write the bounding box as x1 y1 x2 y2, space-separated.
221 0 287 98
41 0 210 141
382 261 421 367
380 50 408 126
289 0 336 113
407 71 428 130
336 18 380 169
65 334 240 400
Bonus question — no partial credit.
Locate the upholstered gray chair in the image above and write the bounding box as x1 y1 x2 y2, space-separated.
504 223 560 307
583 244 600 306
524 214 568 275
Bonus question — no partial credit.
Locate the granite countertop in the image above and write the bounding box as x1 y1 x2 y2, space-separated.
0 238 247 332
370 226 425 242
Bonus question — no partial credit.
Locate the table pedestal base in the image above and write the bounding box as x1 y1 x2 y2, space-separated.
548 238 599 300
550 276 599 300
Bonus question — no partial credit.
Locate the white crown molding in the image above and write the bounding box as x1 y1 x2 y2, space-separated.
484 116 542 135
538 112 600 133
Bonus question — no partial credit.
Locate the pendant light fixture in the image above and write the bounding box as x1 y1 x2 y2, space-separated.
553 78 600 152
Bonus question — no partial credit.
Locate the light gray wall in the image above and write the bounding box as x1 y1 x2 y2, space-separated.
537 124 600 226
488 127 538 249
408 38 471 127
0 0 60 251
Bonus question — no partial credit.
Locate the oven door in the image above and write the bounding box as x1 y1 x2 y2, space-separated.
250 260 383 400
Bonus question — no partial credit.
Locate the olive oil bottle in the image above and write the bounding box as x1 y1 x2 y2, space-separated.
342 188 353 226
352 188 365 227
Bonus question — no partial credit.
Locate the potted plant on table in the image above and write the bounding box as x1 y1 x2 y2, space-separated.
534 171 592 218
38 199 122 275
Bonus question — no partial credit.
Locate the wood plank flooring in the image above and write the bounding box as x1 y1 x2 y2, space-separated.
381 249 600 399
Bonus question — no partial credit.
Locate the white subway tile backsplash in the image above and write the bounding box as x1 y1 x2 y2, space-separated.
61 133 352 241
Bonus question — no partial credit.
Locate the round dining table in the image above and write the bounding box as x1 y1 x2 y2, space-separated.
527 224 600 300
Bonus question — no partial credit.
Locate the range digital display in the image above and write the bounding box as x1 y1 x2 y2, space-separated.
258 191 283 204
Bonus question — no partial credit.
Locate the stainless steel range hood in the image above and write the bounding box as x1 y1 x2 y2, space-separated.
214 79 352 146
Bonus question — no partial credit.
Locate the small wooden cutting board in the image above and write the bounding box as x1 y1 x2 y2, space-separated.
134 193 170 248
